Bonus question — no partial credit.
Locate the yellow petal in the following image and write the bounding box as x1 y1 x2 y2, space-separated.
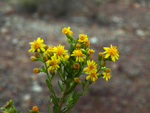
86 76 90 80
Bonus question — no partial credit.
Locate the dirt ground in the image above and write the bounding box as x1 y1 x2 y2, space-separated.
0 1 150 113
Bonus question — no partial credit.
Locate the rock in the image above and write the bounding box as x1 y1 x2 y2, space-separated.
22 94 31 108
5 7 14 15
12 38 19 45
89 37 98 44
23 94 31 101
136 29 145 36
114 29 125 36
32 81 42 93
1 27 9 35
111 16 123 24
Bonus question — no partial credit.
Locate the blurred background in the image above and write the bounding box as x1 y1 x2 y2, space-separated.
0 0 150 113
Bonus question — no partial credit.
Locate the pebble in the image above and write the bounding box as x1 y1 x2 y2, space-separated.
5 7 14 15
12 38 19 45
89 37 98 44
1 27 9 34
23 94 31 101
114 29 125 36
32 81 42 92
111 16 123 24
136 29 145 36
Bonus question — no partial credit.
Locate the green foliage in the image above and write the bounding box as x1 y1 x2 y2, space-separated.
0 100 18 113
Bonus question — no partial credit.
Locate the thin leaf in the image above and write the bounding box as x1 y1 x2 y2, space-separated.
46 79 55 94
58 81 64 91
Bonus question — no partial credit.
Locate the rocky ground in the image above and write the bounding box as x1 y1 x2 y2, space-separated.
0 1 150 113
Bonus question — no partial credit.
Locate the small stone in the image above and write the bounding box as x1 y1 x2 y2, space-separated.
89 37 98 44
114 29 125 36
23 94 31 101
5 7 14 15
22 94 31 108
136 29 145 36
32 81 42 92
12 38 19 45
1 27 8 35
111 16 123 23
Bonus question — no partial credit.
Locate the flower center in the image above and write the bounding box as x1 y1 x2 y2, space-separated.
56 47 64 55
106 73 110 77
50 61 57 66
75 50 83 57
89 65 94 70
84 40 90 45
33 42 41 49
108 48 116 56
90 73 95 77
80 36 85 40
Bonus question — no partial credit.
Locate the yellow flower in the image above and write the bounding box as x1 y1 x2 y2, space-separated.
102 72 111 82
83 38 90 46
88 49 94 55
103 44 119 62
78 34 88 42
71 49 86 62
44 46 54 57
83 60 97 73
86 71 99 82
29 37 46 53
46 54 60 71
53 45 68 61
62 27 73 35
64 54 70 60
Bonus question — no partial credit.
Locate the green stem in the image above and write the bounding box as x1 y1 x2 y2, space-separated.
81 82 90 95
44 63 56 96
59 85 67 111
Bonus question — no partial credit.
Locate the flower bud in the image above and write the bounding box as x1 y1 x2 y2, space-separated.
67 38 72 43
34 53 40 58
102 62 107 67
88 49 94 55
44 45 49 50
105 68 111 73
66 33 73 41
89 54 93 59
43 56 48 61
81 49 87 55
73 63 80 69
32 106 38 112
76 43 81 48
33 68 40 73
50 69 55 75
103 56 106 60
98 52 103 57
30 56 37 62
74 78 79 83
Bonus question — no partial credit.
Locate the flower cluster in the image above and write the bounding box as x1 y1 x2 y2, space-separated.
28 27 119 113
1 27 119 113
